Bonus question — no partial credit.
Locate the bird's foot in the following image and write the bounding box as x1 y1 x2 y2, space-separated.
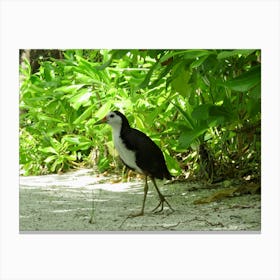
152 201 164 213
119 211 144 228
152 197 175 214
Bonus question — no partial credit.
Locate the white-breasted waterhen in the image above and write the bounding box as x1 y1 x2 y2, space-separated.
95 111 174 216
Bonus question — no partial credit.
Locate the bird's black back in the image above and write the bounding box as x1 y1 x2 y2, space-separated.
114 111 171 180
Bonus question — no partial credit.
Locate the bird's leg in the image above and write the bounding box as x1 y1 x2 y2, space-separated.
128 175 148 217
151 177 174 213
141 175 149 214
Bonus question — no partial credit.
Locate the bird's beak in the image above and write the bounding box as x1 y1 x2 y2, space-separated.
94 116 107 125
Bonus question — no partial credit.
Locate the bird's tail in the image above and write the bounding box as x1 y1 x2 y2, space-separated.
163 169 172 180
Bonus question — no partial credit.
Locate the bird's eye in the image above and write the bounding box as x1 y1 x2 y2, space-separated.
109 114 114 118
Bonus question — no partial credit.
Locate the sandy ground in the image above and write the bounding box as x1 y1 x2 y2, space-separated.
19 169 261 232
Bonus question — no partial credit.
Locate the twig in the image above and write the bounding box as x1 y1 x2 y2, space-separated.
89 190 95 224
161 217 225 229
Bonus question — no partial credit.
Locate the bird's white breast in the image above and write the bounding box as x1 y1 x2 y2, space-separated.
112 129 143 174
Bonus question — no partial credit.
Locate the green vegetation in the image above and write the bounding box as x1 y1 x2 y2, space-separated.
19 49 261 184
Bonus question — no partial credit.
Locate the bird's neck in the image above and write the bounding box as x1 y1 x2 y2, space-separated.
111 124 122 140
110 123 130 140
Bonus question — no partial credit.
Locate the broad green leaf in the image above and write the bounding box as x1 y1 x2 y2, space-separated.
63 135 92 150
37 115 62 123
69 90 92 110
158 50 211 64
183 50 212 60
135 115 145 130
171 66 192 97
73 104 95 125
98 157 110 173
247 98 261 117
75 56 98 74
72 65 108 86
51 160 59 172
42 62 53 82
54 84 84 93
148 62 173 89
190 55 209 68
172 101 195 129
96 50 128 70
95 57 113 71
39 146 58 154
77 142 92 150
250 83 261 99
192 104 211 120
209 105 231 120
138 62 158 89
223 65 261 92
65 154 77 161
94 101 112 119
44 155 57 163
62 136 81 145
217 49 256 60
178 125 208 149
110 50 129 60
158 50 186 64
163 150 181 176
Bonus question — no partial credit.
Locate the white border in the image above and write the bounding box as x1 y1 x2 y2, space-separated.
1 0 279 279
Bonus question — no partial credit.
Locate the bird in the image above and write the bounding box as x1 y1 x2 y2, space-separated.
95 110 174 216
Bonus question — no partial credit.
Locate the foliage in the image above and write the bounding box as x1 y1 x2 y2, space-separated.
19 49 261 183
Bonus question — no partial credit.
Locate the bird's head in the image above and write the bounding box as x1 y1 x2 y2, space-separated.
94 111 129 129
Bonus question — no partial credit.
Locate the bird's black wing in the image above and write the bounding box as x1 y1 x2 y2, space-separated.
121 128 171 179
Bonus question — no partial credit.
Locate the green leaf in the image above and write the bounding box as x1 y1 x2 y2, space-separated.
190 55 209 68
73 104 95 125
44 155 57 163
98 157 110 172
158 50 211 65
158 50 187 64
209 105 229 117
62 136 81 145
247 98 261 117
63 135 92 150
192 104 211 120
134 115 145 130
37 114 62 123
138 62 158 89
95 57 113 71
96 50 128 70
172 101 195 129
163 150 181 176
171 65 192 97
183 50 212 60
50 160 59 172
223 65 261 92
148 62 173 89
178 125 208 149
217 49 256 60
250 83 261 99
94 101 112 119
39 146 58 154
69 90 92 110
54 84 84 93
65 154 77 161
192 104 232 126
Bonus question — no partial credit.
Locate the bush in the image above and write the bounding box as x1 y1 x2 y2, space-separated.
20 49 261 182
